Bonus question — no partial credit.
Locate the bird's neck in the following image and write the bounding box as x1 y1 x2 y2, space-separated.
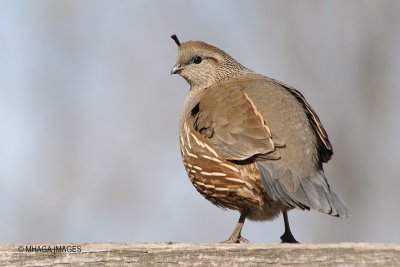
189 67 255 91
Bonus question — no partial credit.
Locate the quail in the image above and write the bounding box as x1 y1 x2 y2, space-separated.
170 35 350 243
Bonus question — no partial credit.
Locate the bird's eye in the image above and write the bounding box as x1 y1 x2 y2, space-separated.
193 56 202 64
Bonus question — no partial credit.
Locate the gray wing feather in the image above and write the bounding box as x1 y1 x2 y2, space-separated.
257 161 351 218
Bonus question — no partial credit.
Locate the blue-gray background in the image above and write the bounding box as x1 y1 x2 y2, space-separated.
1 1 399 243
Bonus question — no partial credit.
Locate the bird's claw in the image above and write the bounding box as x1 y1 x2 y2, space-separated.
221 236 250 244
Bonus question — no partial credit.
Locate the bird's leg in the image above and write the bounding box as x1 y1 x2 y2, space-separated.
280 210 299 243
222 211 249 244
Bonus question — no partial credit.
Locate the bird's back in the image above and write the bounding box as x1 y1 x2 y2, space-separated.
238 75 321 178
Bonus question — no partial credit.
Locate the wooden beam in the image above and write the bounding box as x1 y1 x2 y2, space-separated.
1 243 399 266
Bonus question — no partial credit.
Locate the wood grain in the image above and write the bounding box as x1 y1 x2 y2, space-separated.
1 243 399 266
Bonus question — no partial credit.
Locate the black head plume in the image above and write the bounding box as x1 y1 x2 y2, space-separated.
171 35 181 46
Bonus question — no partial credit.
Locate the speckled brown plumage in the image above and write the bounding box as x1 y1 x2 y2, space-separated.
171 35 350 243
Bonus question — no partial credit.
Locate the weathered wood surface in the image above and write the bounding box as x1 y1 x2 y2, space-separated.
0 243 399 266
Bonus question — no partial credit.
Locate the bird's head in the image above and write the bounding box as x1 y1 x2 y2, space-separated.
170 35 248 90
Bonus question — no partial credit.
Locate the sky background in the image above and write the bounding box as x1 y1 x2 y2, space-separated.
1 0 400 244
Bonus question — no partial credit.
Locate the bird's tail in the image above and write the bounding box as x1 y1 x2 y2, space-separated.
257 161 351 218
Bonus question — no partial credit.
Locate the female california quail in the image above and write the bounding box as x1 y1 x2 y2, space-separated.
170 35 350 243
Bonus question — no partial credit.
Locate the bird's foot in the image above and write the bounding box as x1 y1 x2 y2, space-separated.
221 236 249 244
280 231 299 243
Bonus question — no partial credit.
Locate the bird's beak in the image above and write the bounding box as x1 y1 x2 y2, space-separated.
171 63 183 74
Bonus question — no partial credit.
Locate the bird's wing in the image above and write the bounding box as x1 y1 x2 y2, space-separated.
192 82 285 161
272 79 333 163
